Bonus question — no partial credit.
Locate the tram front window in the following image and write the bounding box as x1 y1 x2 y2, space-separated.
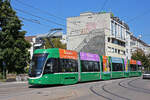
44 58 58 74
29 53 48 77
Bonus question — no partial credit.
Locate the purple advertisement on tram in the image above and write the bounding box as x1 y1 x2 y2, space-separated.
80 52 100 61
137 61 142 65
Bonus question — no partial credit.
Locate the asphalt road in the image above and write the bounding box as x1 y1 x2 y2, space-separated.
0 77 150 100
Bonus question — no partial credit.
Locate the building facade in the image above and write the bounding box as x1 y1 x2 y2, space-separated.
25 33 67 59
130 35 150 55
67 12 131 59
25 36 36 59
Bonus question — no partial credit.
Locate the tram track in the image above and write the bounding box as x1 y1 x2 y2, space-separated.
89 80 131 100
102 85 131 100
128 78 150 93
90 86 113 100
118 77 150 94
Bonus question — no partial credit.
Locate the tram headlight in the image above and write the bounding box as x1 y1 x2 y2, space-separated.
38 80 41 83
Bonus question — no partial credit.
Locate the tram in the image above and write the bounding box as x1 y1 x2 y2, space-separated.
28 48 142 85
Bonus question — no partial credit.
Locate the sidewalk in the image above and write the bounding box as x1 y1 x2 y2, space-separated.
0 81 28 86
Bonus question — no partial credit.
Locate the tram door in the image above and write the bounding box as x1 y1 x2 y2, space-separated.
44 58 60 84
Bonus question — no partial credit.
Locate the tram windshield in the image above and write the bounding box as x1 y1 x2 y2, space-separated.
29 53 48 77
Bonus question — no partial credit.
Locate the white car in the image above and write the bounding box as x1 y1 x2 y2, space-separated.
143 71 150 79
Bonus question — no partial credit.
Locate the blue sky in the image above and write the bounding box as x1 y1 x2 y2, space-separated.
11 0 150 44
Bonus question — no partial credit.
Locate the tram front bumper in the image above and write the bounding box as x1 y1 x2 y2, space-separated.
28 78 42 85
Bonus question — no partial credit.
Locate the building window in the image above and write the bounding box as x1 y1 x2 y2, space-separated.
123 51 125 55
121 42 125 47
122 28 125 40
111 21 114 35
120 26 123 39
108 46 111 52
118 25 120 37
126 49 128 53
112 48 114 53
115 49 117 53
112 38 125 47
115 23 117 37
118 50 120 54
112 39 118 44
108 37 110 42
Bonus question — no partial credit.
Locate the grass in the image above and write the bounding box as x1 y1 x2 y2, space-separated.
0 73 6 82
0 79 6 82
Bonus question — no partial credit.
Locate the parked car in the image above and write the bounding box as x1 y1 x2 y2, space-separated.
143 71 150 79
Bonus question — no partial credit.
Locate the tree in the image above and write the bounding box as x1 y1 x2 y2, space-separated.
0 0 31 78
131 49 150 71
44 38 66 49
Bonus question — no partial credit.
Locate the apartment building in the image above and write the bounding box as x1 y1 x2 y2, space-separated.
130 35 150 55
67 12 131 59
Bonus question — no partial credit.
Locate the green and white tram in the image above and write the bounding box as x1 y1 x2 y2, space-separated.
28 48 142 85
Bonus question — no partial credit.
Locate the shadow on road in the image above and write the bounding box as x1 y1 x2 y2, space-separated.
28 80 104 88
28 84 63 88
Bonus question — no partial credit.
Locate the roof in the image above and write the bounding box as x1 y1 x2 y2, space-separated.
131 35 150 47
25 36 36 42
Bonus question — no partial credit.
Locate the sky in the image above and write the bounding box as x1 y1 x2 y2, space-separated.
11 0 150 44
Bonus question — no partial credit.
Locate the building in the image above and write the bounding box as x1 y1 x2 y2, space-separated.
60 34 67 44
25 33 67 59
25 36 36 59
130 35 150 55
67 12 131 59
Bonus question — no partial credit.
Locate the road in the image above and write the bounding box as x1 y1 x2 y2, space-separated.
0 77 150 100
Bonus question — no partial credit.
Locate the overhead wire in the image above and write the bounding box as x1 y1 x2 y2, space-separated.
127 9 150 23
13 0 112 36
15 0 150 39
14 8 67 27
93 0 109 22
14 0 83 28
13 7 85 35
100 0 109 12
15 0 66 21
18 16 51 27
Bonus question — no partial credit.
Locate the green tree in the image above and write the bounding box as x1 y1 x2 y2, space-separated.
0 0 31 78
131 49 150 71
44 38 66 49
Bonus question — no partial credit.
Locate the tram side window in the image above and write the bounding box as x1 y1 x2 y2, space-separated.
130 64 137 71
44 58 58 74
58 59 78 72
93 62 100 71
81 60 100 72
81 61 88 72
112 63 123 71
